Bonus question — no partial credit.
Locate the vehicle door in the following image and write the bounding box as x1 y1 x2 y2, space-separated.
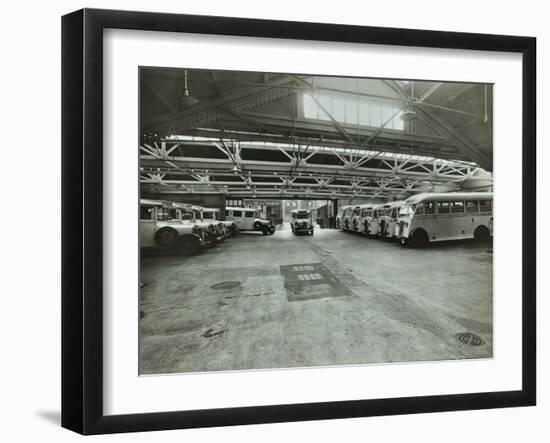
139 206 157 247
230 209 244 229
449 200 467 239
243 210 256 230
415 201 436 239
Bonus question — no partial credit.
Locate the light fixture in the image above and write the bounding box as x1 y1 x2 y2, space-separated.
400 106 417 121
180 70 199 109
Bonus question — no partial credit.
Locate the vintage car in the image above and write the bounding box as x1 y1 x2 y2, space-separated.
290 209 314 235
199 207 238 237
190 205 226 241
139 199 204 253
225 207 275 235
171 202 224 244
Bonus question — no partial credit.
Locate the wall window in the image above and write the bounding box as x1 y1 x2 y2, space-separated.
303 91 404 130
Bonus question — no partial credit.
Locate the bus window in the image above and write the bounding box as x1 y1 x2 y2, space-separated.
425 201 435 215
437 201 450 214
451 201 465 213
245 211 255 218
415 204 425 215
140 206 154 220
479 200 492 212
466 201 478 213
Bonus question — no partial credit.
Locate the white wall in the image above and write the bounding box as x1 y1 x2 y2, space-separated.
0 1 545 441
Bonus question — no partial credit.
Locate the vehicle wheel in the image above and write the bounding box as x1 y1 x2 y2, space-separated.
269 227 275 235
474 225 490 242
261 227 269 235
408 229 429 248
154 227 178 247
253 221 262 231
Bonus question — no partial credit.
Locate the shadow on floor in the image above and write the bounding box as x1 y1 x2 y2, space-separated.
36 410 60 426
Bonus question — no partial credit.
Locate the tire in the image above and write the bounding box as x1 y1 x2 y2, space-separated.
269 227 275 235
253 221 262 231
408 229 429 248
154 227 178 247
261 227 269 235
474 225 490 242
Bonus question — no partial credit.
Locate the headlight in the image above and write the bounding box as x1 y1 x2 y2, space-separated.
208 225 216 232
192 225 201 235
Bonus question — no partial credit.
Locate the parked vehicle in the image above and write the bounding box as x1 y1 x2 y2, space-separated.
349 205 363 232
377 201 405 239
200 207 238 237
170 202 223 244
139 199 204 253
290 209 314 235
340 205 355 231
336 205 350 230
354 204 376 234
225 207 275 235
396 192 493 247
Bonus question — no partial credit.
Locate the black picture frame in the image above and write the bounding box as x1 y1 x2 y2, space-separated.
62 8 536 435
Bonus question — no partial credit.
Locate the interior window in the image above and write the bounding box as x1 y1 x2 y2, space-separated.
232 210 242 217
425 201 435 215
466 201 478 213
451 201 465 213
437 201 450 214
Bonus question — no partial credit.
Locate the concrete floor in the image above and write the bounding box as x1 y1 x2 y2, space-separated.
139 224 493 374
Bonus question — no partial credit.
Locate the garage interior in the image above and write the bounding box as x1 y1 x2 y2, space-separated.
139 69 493 374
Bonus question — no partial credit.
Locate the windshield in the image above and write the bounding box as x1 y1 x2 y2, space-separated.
399 204 415 217
157 207 171 221
296 213 309 219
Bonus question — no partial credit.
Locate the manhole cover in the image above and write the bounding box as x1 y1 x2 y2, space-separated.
211 281 241 290
455 332 485 346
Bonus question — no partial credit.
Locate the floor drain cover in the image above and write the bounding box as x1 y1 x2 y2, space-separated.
211 281 241 290
455 332 485 346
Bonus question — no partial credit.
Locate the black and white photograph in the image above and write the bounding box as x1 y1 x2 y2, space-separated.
139 68 494 375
